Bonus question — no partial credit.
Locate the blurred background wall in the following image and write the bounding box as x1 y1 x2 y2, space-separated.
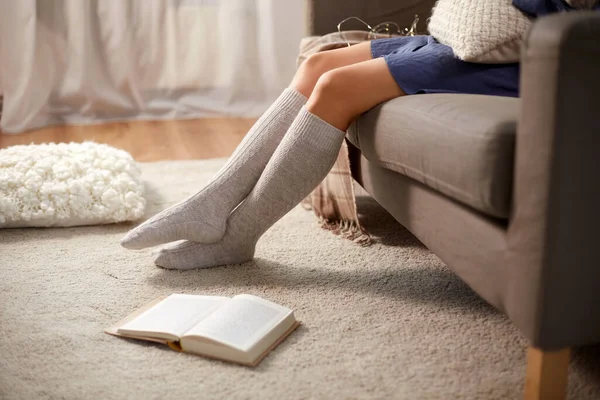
0 0 306 134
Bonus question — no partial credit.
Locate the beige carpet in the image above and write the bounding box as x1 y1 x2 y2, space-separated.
1 159 599 400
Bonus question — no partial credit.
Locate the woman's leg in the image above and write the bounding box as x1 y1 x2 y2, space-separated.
290 42 374 98
121 42 374 250
153 57 404 270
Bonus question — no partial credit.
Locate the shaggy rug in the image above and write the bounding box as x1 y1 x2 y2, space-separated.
1 159 599 400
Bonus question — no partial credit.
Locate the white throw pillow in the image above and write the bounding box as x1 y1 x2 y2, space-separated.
0 142 145 228
428 0 532 63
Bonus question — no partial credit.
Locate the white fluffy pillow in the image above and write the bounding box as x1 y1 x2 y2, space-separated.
428 0 532 63
0 142 146 228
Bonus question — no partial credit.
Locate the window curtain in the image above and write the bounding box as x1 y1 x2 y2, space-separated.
0 0 306 134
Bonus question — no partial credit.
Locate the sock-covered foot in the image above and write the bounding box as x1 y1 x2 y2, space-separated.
121 198 228 248
120 88 307 250
153 107 346 270
154 230 256 270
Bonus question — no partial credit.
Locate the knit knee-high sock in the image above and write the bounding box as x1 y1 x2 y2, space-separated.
120 88 307 249
153 107 346 270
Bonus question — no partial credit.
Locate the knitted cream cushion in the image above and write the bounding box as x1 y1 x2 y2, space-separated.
0 142 145 228
428 0 532 63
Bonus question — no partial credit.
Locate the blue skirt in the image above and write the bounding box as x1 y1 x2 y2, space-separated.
371 36 520 97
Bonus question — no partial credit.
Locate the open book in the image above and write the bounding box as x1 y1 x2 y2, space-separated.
105 294 299 366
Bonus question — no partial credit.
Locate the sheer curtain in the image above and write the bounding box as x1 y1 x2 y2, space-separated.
0 0 306 134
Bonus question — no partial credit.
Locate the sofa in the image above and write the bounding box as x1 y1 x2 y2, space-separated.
306 1 600 398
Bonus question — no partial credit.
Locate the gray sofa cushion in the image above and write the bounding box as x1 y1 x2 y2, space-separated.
348 94 519 219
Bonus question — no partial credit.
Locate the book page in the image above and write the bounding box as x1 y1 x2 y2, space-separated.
118 294 228 339
183 294 292 352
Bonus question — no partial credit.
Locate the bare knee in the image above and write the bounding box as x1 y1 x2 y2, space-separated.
306 69 360 130
311 69 350 107
302 52 334 74
291 52 340 98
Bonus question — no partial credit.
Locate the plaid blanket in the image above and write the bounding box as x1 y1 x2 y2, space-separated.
297 31 382 246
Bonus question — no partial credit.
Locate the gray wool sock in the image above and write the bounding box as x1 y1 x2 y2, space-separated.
120 88 307 249
153 107 346 270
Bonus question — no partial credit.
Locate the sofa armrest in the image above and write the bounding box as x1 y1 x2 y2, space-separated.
507 11 600 349
305 0 435 36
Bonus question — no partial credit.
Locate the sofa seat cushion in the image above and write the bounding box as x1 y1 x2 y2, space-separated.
348 94 519 219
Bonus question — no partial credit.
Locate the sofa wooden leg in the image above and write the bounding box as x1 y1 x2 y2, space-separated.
524 346 570 400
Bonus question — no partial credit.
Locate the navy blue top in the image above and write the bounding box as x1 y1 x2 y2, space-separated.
371 36 521 97
371 0 597 97
513 0 599 16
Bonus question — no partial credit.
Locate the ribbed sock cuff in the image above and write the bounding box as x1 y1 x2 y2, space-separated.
278 88 308 110
292 107 346 154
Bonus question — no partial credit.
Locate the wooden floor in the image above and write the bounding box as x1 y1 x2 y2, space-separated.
0 118 255 161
